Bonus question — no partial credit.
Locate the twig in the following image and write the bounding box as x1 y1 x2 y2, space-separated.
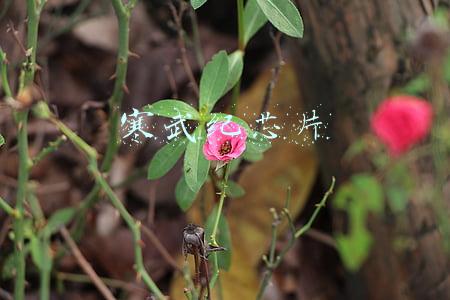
56 271 147 293
0 288 13 300
168 2 199 97
232 30 284 182
188 7 204 67
256 177 336 300
0 195 19 218
164 64 179 98
141 223 181 272
31 135 66 166
60 227 117 300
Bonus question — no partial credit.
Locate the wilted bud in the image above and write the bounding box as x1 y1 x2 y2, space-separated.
182 224 205 256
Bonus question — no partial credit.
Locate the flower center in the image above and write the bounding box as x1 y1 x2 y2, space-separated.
219 140 232 155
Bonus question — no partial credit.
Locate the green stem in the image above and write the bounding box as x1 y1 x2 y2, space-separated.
12 1 43 297
0 48 13 98
256 177 335 300
295 177 335 238
13 111 29 300
76 0 137 224
90 166 165 299
39 253 51 300
0 195 17 217
210 164 230 245
49 115 165 299
208 164 231 294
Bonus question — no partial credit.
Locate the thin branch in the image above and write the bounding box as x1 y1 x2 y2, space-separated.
168 2 199 97
56 271 147 293
256 177 336 300
141 223 181 272
60 227 117 300
42 111 165 299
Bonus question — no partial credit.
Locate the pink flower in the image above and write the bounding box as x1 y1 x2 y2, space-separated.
371 95 433 156
203 121 247 162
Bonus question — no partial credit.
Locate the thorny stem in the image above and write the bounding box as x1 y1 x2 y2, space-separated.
11 1 44 298
256 177 335 300
75 0 137 232
48 115 165 299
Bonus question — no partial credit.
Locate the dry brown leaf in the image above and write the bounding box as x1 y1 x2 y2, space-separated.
169 64 318 299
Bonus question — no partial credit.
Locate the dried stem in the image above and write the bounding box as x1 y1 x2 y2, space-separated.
60 227 117 300
169 2 199 97
56 271 147 293
256 177 335 300
141 224 181 272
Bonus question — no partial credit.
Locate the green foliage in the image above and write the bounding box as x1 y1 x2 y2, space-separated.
143 100 199 120
199 51 230 112
256 0 304 38
385 162 414 213
43 207 76 238
402 74 430 95
244 0 268 45
30 235 52 272
225 50 244 94
334 174 383 271
175 175 197 211
147 138 187 180
184 126 210 192
191 0 207 10
205 205 232 270
0 134 4 147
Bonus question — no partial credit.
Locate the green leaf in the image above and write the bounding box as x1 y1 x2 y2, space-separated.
184 126 210 192
191 0 207 10
243 149 263 162
256 0 304 38
148 138 187 180
44 207 76 237
199 51 229 112
205 206 232 270
143 100 199 120
175 175 197 211
244 0 269 45
225 180 245 198
209 113 252 133
30 236 52 272
0 134 4 147
402 74 430 95
224 51 244 94
333 174 383 271
247 131 272 153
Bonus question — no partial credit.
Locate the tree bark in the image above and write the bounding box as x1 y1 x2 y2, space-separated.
291 1 449 299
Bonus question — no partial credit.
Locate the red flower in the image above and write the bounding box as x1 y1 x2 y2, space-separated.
371 95 433 156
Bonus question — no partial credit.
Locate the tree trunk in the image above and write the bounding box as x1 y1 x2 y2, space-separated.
290 1 450 299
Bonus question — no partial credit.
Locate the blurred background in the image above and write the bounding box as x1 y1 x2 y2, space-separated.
0 0 449 299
